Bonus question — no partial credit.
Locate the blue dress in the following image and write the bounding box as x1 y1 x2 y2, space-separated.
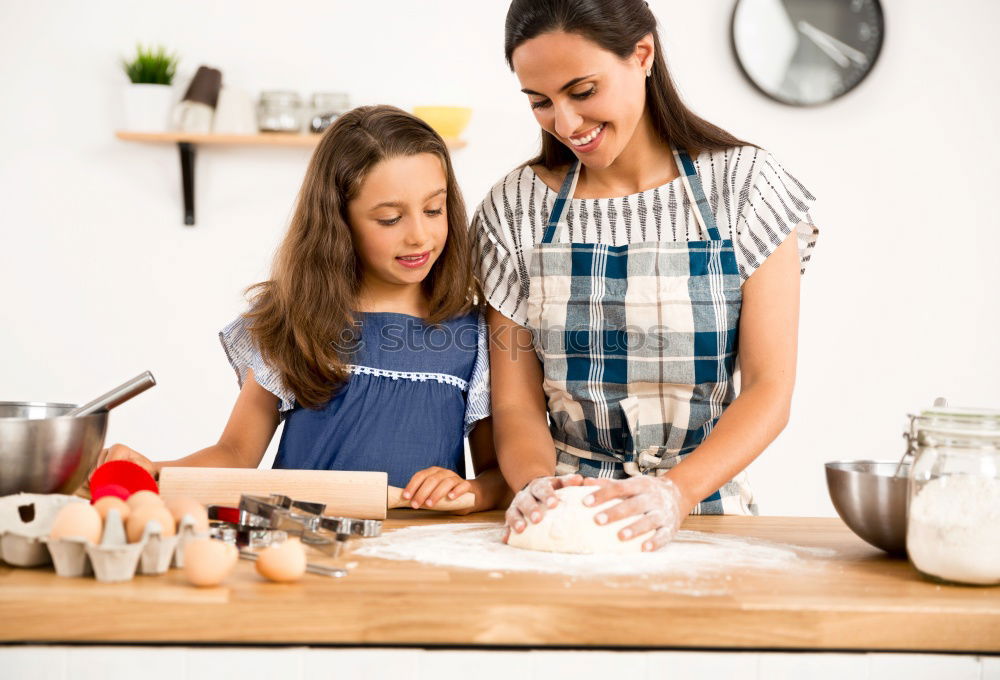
219 311 490 488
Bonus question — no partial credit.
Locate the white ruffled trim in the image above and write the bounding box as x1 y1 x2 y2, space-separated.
219 315 297 414
463 310 491 435
221 311 492 434
347 364 469 391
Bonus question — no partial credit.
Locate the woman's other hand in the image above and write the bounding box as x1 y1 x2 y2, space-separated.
581 476 686 551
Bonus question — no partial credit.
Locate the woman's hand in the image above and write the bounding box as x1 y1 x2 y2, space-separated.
503 473 584 542
581 476 687 552
91 443 160 481
401 467 473 511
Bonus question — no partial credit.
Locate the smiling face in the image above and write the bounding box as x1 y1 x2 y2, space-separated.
512 30 654 170
346 152 449 294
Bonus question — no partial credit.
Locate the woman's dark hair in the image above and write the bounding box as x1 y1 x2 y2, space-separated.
245 105 478 409
505 0 752 168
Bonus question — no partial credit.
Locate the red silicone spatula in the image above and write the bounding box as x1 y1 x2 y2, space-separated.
89 459 158 499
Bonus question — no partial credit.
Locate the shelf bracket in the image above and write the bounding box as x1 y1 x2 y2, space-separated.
178 142 196 226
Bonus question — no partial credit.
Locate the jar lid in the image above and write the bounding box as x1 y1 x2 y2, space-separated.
260 91 301 104
916 406 1000 440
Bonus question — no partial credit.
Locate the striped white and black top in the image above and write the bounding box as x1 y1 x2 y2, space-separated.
472 145 818 326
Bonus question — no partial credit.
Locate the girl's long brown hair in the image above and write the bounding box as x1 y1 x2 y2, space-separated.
504 0 753 168
244 105 477 409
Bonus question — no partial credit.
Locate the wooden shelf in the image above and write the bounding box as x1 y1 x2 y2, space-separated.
115 130 467 150
115 131 467 225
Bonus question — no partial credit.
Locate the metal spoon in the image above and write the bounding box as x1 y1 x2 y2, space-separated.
64 371 157 418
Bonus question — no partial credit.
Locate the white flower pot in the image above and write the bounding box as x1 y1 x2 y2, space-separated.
121 83 174 132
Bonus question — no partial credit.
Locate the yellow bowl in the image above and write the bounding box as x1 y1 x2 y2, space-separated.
412 106 472 141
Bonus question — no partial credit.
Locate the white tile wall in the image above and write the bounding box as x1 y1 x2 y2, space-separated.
0 647 995 680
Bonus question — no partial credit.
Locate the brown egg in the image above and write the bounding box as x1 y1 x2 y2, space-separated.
255 538 307 583
126 504 176 543
164 496 209 533
126 489 164 511
49 503 102 543
93 496 131 523
183 538 238 587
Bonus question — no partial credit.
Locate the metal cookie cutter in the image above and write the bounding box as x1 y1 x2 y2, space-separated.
207 493 382 578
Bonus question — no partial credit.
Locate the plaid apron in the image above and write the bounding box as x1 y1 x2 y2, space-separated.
526 147 756 515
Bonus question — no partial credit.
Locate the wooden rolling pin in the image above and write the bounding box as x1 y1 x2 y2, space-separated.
157 467 476 520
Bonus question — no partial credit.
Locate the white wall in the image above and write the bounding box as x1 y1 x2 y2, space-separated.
1 0 997 516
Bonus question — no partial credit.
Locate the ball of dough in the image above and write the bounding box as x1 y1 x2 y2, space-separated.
507 485 652 554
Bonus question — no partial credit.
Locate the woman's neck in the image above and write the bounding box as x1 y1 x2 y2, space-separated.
576 112 678 199
356 276 429 317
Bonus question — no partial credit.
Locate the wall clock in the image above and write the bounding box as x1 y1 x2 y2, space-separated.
732 0 885 106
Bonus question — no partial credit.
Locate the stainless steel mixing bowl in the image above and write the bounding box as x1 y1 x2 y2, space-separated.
0 402 108 496
825 460 909 555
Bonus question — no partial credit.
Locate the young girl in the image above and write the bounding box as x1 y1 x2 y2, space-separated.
96 105 507 512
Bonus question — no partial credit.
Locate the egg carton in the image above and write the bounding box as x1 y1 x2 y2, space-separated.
0 493 87 567
43 511 206 582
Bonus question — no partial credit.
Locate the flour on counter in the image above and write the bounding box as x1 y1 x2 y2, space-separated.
352 523 833 589
907 474 1000 585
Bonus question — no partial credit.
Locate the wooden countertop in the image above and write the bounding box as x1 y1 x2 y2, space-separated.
2 513 998 652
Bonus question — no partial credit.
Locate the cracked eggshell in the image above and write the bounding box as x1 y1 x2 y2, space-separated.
183 538 238 586
255 537 307 583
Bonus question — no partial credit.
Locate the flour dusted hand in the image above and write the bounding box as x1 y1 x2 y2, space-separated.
504 473 584 541
581 476 684 552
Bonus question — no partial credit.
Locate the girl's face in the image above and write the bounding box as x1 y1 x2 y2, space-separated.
347 152 449 291
511 30 654 170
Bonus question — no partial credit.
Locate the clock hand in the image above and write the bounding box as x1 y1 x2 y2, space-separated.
798 24 850 67
797 20 869 67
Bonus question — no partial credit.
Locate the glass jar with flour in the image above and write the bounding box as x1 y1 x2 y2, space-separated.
906 406 1000 585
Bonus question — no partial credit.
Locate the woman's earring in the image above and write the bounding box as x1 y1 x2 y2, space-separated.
645 67 652 77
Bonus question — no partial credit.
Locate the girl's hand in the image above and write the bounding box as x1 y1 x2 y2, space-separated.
580 476 686 552
503 473 584 542
402 467 471 510
91 443 160 481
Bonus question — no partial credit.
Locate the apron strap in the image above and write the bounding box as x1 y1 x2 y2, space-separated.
540 160 582 244
672 147 725 241
541 150 726 243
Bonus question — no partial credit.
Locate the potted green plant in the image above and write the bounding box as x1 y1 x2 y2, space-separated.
121 44 178 132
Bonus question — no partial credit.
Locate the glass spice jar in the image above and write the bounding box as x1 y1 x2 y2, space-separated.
905 406 1000 585
309 92 350 133
257 91 303 133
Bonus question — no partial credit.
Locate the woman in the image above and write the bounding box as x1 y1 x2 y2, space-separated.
475 0 818 550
